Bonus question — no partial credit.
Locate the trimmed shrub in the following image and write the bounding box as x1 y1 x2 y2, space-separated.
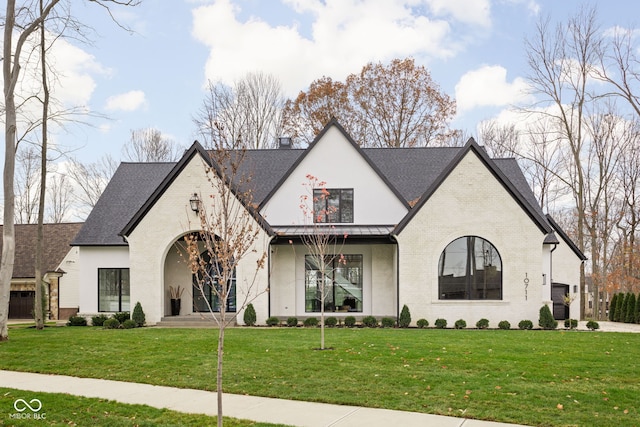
586 320 600 330
325 316 338 327
416 318 429 328
434 318 447 329
362 315 378 328
564 318 578 329
266 316 280 327
344 316 356 328
476 318 489 329
113 312 130 323
132 302 145 327
243 303 257 326
286 317 298 327
381 317 395 328
518 320 533 330
67 316 87 327
303 317 318 327
91 314 108 327
609 293 617 321
498 320 511 330
122 319 137 329
538 304 558 330
625 293 636 323
399 304 411 328
454 319 466 329
103 318 120 329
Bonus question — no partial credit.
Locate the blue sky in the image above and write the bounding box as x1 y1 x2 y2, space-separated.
16 0 640 164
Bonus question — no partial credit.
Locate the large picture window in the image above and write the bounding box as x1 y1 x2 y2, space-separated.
305 254 362 312
438 236 502 300
313 188 353 223
98 268 130 312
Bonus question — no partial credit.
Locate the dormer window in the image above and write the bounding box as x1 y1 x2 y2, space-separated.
313 188 354 223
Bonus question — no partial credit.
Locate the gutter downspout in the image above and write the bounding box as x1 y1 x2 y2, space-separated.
391 234 400 325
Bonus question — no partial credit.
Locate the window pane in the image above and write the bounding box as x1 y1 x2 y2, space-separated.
340 190 354 223
313 189 326 223
312 188 354 223
305 254 362 312
438 237 501 300
120 269 130 311
98 268 130 312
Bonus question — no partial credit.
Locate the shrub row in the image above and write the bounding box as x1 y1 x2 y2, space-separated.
609 292 640 324
67 302 146 330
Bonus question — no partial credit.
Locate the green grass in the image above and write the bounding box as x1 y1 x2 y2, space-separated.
0 387 286 427
1 326 639 426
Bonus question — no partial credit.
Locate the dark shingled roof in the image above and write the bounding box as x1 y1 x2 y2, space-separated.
72 162 175 246
73 143 550 245
0 223 83 278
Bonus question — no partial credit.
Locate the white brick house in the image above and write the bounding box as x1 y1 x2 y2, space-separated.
72 119 585 326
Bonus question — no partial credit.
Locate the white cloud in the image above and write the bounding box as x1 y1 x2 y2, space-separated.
191 0 461 97
426 0 491 27
105 90 147 112
455 65 531 112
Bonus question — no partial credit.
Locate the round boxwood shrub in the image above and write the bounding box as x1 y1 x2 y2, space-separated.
344 316 356 328
476 318 489 329
435 318 447 329
325 316 338 327
67 315 87 327
564 318 578 329
518 320 533 330
586 320 600 330
362 315 378 328
286 317 298 327
243 303 257 326
132 302 145 327
498 320 511 330
266 316 280 327
398 304 411 328
113 312 130 323
91 314 108 327
303 317 318 327
122 319 137 329
416 318 429 328
454 319 467 329
103 318 120 329
381 317 395 328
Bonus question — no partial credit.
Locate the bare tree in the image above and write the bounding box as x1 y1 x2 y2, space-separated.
122 128 183 162
46 172 73 222
66 154 118 216
181 147 268 427
194 72 285 149
15 145 41 224
297 174 347 350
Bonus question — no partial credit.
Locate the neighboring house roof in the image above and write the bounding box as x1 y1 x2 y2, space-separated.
0 223 83 279
75 121 554 246
72 162 175 246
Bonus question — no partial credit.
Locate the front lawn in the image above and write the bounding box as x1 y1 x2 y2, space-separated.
0 326 638 426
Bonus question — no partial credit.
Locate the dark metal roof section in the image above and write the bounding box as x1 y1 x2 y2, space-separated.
72 162 175 246
2 223 83 278
393 138 552 235
546 214 587 260
544 232 560 245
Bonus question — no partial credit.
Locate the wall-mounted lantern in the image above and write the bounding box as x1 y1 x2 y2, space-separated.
189 193 201 214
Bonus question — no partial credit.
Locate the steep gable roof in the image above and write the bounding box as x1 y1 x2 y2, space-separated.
72 162 175 246
393 138 552 235
1 223 83 278
258 118 409 211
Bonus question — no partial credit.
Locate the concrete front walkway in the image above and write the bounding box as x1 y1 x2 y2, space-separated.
0 370 526 427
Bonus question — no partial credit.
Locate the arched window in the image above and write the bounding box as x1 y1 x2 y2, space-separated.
438 236 502 300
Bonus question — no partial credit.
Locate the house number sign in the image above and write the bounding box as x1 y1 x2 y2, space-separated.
523 273 529 300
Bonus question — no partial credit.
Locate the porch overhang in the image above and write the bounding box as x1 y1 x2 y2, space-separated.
270 225 397 244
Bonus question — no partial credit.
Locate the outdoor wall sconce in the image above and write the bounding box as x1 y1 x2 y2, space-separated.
189 193 201 213
542 273 547 286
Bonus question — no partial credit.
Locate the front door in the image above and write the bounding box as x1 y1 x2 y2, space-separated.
551 284 570 320
192 252 236 313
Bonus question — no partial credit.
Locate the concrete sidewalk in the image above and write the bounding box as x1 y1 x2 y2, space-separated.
1 370 526 427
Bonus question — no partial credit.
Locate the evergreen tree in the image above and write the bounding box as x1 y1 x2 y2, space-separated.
635 293 640 324
627 293 637 323
538 304 558 329
243 303 257 326
132 302 145 327
615 293 626 322
399 304 411 328
609 293 617 321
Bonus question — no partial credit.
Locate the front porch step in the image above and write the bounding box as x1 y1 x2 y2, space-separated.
156 314 237 328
